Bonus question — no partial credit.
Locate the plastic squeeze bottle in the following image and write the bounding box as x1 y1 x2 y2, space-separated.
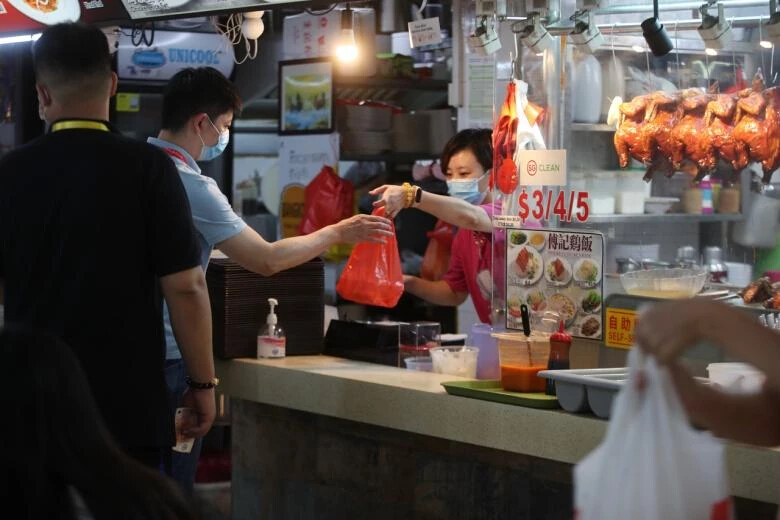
257 298 286 359
545 321 572 396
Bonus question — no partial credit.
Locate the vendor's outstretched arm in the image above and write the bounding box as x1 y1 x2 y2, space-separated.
371 185 492 233
404 275 469 307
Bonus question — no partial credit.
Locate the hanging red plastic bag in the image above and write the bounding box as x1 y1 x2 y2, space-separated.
299 165 355 236
420 220 455 281
574 349 732 520
336 207 404 308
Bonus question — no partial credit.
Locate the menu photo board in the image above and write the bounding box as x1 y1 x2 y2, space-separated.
0 0 128 35
505 228 605 340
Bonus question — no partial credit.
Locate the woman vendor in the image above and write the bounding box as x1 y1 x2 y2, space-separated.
371 129 498 324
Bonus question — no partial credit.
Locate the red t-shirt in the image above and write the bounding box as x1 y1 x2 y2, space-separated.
443 202 501 324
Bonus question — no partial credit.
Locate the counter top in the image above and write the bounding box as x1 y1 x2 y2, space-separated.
217 355 780 504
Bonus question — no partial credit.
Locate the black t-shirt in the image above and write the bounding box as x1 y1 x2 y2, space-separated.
0 121 201 449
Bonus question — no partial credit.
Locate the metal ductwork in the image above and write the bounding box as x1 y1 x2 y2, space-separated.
379 0 411 33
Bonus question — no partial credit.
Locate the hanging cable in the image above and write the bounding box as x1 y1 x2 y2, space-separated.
304 3 338 15
130 22 155 47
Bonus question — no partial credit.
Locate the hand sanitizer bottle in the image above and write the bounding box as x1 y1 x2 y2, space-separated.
257 298 285 358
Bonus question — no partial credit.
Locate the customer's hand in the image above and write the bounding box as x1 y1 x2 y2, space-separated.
634 299 716 364
370 185 407 219
336 214 393 244
180 388 216 438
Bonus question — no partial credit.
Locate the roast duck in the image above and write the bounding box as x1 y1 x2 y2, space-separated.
614 71 780 183
740 277 780 310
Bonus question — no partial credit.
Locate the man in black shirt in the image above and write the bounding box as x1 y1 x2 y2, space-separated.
0 23 216 472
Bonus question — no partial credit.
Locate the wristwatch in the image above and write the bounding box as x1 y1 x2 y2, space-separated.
414 186 423 205
185 376 220 390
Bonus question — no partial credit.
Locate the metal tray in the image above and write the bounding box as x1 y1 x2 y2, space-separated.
441 380 559 409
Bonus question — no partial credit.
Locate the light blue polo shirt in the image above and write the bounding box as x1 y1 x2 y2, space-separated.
148 137 246 360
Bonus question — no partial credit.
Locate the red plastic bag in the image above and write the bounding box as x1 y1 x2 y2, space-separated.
420 220 455 281
299 165 355 235
336 207 404 308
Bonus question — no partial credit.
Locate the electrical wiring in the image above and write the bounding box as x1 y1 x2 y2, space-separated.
304 3 337 15
130 22 155 47
213 13 260 64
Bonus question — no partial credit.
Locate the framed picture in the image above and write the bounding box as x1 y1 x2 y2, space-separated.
278 58 334 135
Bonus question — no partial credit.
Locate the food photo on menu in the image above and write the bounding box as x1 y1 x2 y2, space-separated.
2 0 81 25
506 228 605 340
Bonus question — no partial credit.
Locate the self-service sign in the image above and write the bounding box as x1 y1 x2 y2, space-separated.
518 149 567 186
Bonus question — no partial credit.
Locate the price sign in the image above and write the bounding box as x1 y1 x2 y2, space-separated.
408 18 443 48
517 189 590 223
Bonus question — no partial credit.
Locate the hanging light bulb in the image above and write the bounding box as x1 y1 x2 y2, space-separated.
336 6 358 62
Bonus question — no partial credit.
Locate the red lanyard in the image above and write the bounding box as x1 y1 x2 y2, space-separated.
162 147 189 164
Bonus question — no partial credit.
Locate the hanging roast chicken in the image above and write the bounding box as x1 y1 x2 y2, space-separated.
613 71 780 183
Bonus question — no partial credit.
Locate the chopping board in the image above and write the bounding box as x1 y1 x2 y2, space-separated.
442 380 559 409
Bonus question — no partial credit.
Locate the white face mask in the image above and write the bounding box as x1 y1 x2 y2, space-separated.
447 173 488 204
198 116 229 161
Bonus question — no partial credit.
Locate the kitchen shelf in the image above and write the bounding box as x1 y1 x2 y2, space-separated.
334 77 450 91
568 213 743 224
571 123 615 132
341 152 440 162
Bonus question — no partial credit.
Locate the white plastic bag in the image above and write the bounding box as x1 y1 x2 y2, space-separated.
574 350 732 520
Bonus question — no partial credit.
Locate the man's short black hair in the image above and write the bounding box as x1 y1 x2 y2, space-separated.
161 67 242 132
33 23 112 98
441 128 493 173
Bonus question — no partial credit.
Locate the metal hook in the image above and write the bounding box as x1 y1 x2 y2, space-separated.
760 15 768 76
674 21 681 88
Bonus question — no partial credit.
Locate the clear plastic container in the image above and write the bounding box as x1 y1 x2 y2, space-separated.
619 267 707 299
707 363 765 394
429 346 479 378
398 322 441 367
493 332 551 393
586 171 617 214
616 171 646 214
404 356 434 372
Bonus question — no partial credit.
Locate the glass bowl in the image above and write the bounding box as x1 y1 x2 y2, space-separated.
619 267 707 299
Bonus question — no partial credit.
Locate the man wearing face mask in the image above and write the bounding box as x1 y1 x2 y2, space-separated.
149 67 392 493
371 129 498 324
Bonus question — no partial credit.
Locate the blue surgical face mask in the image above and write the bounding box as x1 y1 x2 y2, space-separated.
447 174 488 205
198 116 229 161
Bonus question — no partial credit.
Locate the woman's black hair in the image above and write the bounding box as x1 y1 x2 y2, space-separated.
0 325 195 520
440 128 493 174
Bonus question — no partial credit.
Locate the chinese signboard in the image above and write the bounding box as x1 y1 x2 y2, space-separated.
604 308 637 349
505 228 604 340
0 0 127 35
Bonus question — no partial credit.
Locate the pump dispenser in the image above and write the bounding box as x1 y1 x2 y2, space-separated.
257 298 286 358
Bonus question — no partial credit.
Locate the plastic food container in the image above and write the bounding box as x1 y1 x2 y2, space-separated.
470 323 499 379
707 363 765 394
404 356 433 372
619 267 707 299
615 171 647 214
493 332 551 393
644 197 679 214
586 171 617 215
429 346 479 378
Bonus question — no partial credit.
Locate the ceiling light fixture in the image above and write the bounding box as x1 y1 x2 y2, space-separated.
0 33 41 46
519 13 554 54
697 2 733 50
570 9 604 53
241 10 265 40
336 5 358 62
705 47 719 56
641 0 674 57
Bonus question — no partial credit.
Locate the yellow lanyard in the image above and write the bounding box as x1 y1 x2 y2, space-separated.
51 121 110 132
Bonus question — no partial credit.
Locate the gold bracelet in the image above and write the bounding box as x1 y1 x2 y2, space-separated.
402 182 414 208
